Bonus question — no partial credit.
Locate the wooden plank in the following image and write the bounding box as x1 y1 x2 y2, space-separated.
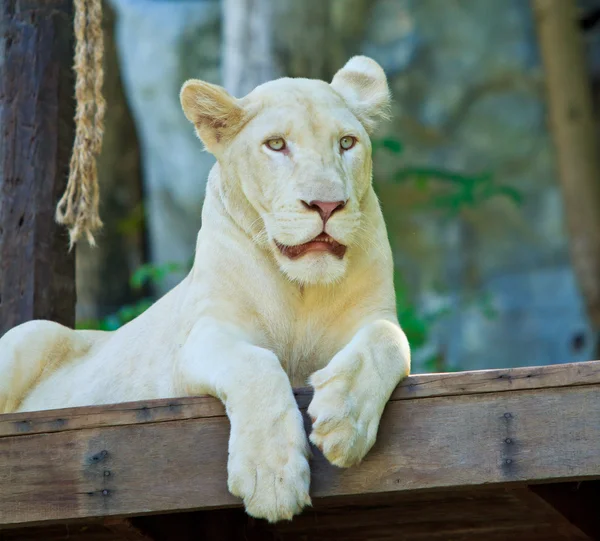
2 360 599 438
1 383 599 527
395 359 600 398
131 509 254 541
102 519 155 541
0 0 76 337
1 488 591 540
0 395 226 438
531 481 600 540
128 488 590 541
259 488 590 541
0 521 147 541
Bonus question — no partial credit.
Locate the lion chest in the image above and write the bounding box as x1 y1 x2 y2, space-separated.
257 297 360 386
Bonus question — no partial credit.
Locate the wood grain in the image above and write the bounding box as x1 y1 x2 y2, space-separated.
127 488 590 541
1 381 599 527
1 360 599 438
0 0 76 336
260 488 590 541
0 489 590 540
531 480 600 540
0 520 153 541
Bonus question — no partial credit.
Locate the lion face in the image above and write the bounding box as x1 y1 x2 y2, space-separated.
181 57 390 285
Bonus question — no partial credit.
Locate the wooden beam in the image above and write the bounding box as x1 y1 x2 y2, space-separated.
257 488 591 541
129 488 590 541
0 0 76 337
102 518 155 541
0 361 600 527
531 481 600 540
1 359 598 438
131 509 255 541
0 488 591 540
0 520 157 541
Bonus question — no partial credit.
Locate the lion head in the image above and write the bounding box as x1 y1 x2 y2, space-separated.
180 56 390 285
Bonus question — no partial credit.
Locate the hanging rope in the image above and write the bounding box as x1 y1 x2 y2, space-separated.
56 0 105 248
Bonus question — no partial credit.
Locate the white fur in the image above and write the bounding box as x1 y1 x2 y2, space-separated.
0 56 410 523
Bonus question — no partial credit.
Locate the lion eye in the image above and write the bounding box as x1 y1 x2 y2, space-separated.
340 136 356 151
266 137 286 151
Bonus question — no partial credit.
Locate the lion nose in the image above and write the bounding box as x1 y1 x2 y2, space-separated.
302 200 346 224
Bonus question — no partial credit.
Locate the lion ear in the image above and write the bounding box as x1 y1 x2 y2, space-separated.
180 79 246 153
330 56 391 134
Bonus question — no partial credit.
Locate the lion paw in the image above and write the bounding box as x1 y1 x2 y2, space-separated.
227 407 311 523
308 364 382 468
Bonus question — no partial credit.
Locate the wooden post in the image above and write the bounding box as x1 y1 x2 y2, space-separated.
532 0 600 330
0 0 76 336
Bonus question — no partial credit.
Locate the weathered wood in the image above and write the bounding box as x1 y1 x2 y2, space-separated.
128 488 590 541
0 521 150 541
1 360 598 438
0 0 76 337
131 509 254 541
258 488 590 541
1 368 600 527
102 518 154 541
531 481 600 540
0 488 591 540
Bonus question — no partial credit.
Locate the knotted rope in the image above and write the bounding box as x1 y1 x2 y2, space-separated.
56 0 105 248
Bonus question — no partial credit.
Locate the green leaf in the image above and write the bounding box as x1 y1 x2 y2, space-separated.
75 319 103 331
373 137 404 155
415 174 429 191
493 185 523 206
130 261 188 290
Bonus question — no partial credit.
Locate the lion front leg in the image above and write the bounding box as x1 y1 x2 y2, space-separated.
178 320 311 523
308 319 410 468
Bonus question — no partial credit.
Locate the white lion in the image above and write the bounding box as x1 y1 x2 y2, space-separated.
0 56 410 523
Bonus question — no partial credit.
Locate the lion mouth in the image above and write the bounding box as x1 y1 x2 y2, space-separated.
275 233 347 259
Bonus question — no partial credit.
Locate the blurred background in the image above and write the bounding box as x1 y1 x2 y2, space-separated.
75 0 600 374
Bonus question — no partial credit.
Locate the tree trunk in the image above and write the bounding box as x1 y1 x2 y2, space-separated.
272 0 370 81
532 0 600 330
222 0 280 96
0 0 76 336
222 0 370 96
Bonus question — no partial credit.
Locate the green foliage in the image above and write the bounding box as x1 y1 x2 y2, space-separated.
394 168 521 215
77 298 155 331
394 272 452 372
372 135 520 371
76 260 193 332
372 137 404 154
130 260 191 291
372 136 523 216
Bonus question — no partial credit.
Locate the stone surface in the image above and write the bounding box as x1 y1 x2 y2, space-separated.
110 0 221 292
